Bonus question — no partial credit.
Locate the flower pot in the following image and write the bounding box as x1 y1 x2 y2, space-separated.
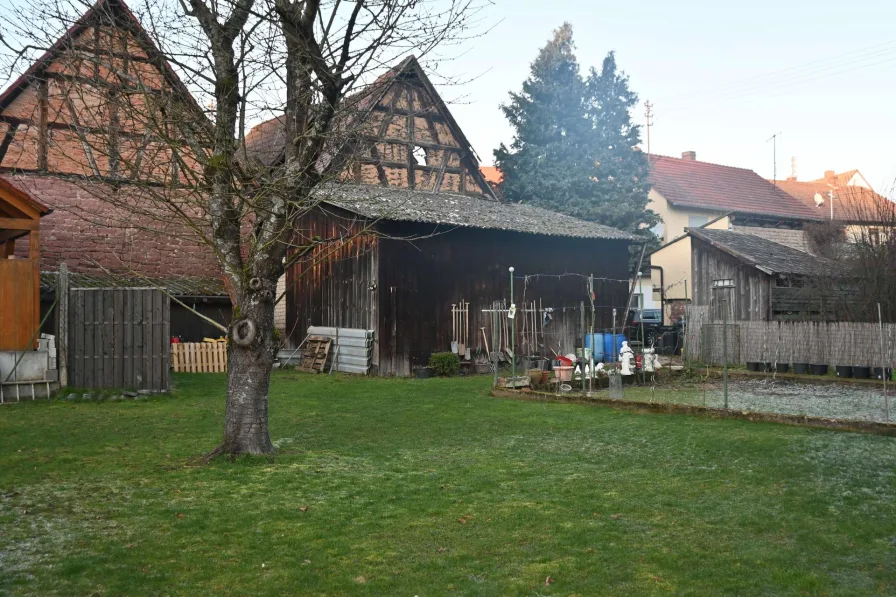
746 361 761 372
540 370 550 384
414 367 432 379
810 364 829 376
873 367 893 381
775 363 790 373
528 368 542 385
474 362 490 374
763 362 775 373
555 365 573 382
835 365 853 378
853 366 871 379
792 363 810 375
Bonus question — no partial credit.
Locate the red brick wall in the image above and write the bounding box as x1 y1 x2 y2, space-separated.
11 174 221 278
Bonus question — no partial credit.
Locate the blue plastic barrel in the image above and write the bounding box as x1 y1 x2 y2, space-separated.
604 333 625 362
584 333 606 362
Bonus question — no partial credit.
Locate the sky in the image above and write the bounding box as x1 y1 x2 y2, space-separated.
435 0 896 194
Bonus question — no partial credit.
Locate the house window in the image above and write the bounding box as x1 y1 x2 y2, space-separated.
688 215 709 228
869 227 880 245
650 221 665 241
632 293 644 310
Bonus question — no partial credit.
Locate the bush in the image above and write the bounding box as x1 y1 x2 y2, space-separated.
428 352 460 377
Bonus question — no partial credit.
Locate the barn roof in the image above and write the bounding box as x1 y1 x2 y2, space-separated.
689 227 835 277
317 184 637 240
649 155 822 221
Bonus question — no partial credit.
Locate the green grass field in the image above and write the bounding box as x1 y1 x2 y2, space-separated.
2 372 895 596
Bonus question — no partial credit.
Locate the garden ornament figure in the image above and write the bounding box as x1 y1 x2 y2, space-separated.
619 341 635 376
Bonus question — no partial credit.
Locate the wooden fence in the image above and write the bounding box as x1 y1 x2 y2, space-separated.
684 306 896 367
69 288 170 391
171 342 227 373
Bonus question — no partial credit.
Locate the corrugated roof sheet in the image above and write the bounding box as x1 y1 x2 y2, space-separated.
689 228 835 276
650 155 822 220
317 184 637 240
40 271 228 297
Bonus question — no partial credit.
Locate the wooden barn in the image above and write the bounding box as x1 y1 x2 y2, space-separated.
689 227 849 322
245 56 637 375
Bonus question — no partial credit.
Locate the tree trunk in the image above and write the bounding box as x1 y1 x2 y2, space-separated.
220 282 277 455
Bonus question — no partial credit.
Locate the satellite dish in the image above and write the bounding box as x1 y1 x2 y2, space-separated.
814 192 825 207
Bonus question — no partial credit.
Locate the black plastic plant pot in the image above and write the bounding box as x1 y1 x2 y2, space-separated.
775 363 790 373
853 366 871 379
763 362 775 373
746 362 761 372
414 367 432 379
873 367 893 381
792 363 810 374
835 365 853 378
810 364 829 376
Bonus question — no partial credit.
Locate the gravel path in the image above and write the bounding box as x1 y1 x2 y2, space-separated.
704 379 894 423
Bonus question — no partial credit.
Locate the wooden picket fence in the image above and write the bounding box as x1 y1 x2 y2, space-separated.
170 342 228 373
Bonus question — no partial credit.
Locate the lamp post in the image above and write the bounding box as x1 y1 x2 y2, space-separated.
509 266 515 384
638 271 646 384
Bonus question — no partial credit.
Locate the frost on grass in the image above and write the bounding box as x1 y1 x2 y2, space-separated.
0 484 120 590
796 431 896 514
704 379 895 423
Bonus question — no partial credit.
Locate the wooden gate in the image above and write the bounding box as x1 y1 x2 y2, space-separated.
69 288 170 391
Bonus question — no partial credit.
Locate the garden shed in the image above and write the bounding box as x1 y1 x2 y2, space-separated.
0 176 50 350
689 227 849 321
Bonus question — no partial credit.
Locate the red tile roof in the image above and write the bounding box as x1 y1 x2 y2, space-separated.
772 178 894 223
479 166 503 185
649 155 821 220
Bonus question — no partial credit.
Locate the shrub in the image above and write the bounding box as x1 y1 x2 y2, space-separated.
428 352 460 376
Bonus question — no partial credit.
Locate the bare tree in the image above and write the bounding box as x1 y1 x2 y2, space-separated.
0 0 486 455
803 183 896 321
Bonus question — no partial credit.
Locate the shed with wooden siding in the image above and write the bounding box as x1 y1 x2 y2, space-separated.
689 227 852 322
0 176 50 350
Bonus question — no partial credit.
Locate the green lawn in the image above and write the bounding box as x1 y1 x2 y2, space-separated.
2 373 895 596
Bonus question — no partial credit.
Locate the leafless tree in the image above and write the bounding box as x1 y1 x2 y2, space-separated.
0 0 487 455
803 183 896 321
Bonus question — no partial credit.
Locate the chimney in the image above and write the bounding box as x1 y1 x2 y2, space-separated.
681 151 697 161
824 169 835 179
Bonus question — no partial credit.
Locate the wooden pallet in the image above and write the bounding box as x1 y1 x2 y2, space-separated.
298 336 332 373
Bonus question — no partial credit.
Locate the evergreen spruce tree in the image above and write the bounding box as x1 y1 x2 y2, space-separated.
495 25 658 257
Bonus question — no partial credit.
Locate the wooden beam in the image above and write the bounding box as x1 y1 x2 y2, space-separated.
356 157 464 175
0 123 17 165
37 78 48 171
0 217 38 230
0 114 181 143
364 135 459 152
30 229 40 348
370 105 445 121
406 88 415 189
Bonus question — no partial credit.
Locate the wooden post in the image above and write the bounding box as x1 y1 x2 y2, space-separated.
58 263 69 386
29 229 39 349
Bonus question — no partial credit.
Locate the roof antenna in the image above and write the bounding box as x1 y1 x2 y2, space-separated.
766 132 782 186
790 156 797 181
644 100 654 156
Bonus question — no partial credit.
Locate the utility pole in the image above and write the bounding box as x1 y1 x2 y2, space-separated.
766 132 782 185
644 100 653 156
